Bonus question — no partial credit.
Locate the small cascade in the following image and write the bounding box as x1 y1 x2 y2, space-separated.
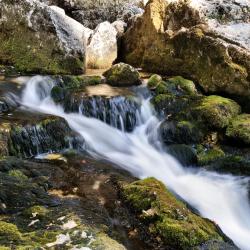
65 95 140 132
14 75 250 250
7 115 75 158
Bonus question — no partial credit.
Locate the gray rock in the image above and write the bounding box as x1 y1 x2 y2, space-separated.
0 0 87 74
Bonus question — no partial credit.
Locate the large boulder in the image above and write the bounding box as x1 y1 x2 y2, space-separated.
51 0 145 29
121 0 250 103
87 21 118 69
0 0 88 74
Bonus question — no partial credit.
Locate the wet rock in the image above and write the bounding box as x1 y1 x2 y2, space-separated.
63 93 140 132
121 0 250 103
147 74 162 89
191 96 241 130
0 0 87 74
120 178 233 249
0 113 76 157
160 119 206 145
167 144 197 166
226 114 250 146
197 146 225 166
87 21 118 69
103 63 141 87
206 155 250 176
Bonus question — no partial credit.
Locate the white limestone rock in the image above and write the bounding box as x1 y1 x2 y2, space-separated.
87 22 118 69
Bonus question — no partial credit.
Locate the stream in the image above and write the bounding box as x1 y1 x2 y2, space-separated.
4 75 250 250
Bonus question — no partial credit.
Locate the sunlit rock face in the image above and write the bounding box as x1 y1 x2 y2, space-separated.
0 0 87 74
87 21 118 69
121 0 250 102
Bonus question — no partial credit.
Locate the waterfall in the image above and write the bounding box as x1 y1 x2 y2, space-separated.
21 76 250 250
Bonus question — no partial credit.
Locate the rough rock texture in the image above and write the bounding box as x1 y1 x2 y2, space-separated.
0 0 87 74
103 63 141 86
87 21 118 69
0 113 76 158
121 178 235 250
226 114 250 145
121 0 250 102
50 0 145 29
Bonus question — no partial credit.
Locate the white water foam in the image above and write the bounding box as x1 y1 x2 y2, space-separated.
21 76 250 249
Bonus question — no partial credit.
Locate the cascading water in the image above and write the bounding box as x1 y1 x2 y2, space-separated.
20 76 250 250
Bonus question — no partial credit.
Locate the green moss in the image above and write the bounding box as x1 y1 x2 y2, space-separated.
153 94 174 105
8 170 28 182
193 95 241 129
23 206 49 219
226 114 250 145
155 81 169 95
51 86 65 103
0 221 22 242
122 178 223 249
103 63 141 86
0 13 84 75
168 76 197 95
197 147 225 166
147 74 162 89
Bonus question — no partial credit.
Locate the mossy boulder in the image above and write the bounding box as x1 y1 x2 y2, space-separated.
167 76 198 96
197 146 225 166
207 155 250 176
121 178 227 249
226 114 250 145
147 74 162 89
23 206 49 220
154 77 197 97
192 96 241 129
0 221 22 242
0 0 86 74
160 120 206 145
121 0 250 103
103 63 141 87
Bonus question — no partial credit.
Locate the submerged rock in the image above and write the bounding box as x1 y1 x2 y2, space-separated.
121 0 250 102
121 178 234 249
0 0 87 74
103 63 141 87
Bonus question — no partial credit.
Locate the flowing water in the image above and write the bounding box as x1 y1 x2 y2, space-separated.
15 76 250 249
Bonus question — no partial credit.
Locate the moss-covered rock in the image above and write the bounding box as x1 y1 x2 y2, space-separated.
0 221 22 242
0 0 86 75
23 206 49 220
121 0 250 103
160 119 206 145
0 114 74 158
197 146 225 166
207 155 250 176
226 114 250 145
103 63 141 87
167 76 198 96
192 96 241 129
8 170 28 182
147 74 162 89
121 178 227 249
